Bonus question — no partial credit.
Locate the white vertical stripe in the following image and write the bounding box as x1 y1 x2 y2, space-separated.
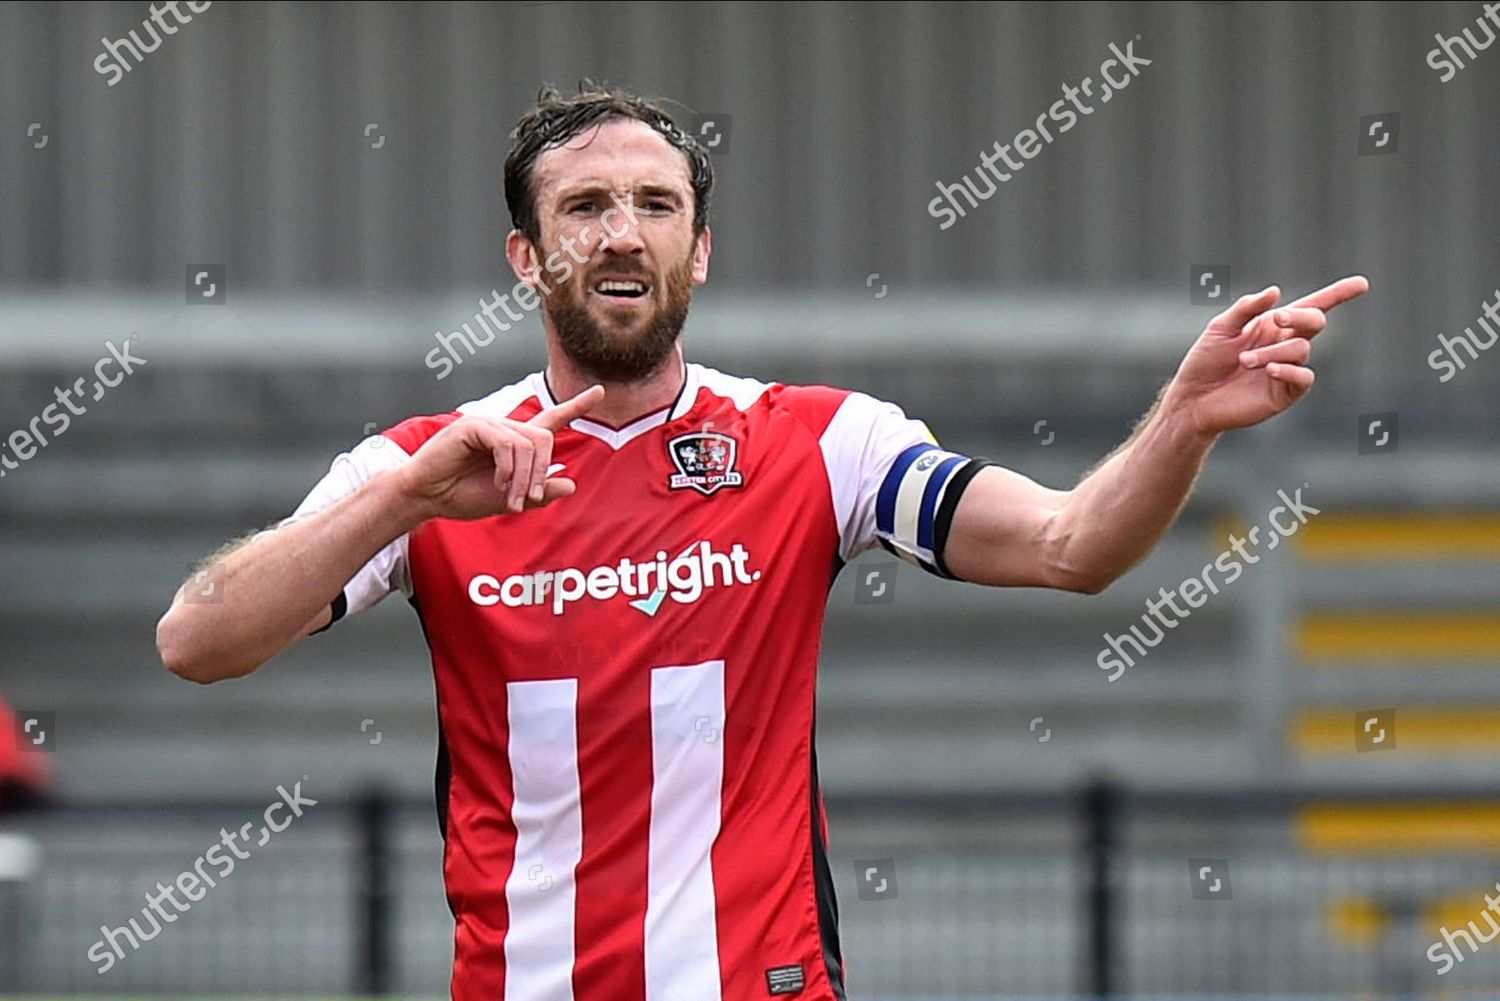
505 678 583 1001
645 661 726 1001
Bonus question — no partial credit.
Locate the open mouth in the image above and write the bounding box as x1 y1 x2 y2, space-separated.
592 278 652 304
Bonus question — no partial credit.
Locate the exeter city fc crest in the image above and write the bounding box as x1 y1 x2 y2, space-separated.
667 431 744 496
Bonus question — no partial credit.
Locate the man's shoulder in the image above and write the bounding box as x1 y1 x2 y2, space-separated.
455 370 546 421
690 362 865 433
376 372 544 454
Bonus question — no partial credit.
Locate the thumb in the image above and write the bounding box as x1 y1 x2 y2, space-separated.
535 476 579 506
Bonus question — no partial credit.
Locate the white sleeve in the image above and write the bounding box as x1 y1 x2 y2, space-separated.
818 391 990 577
270 435 414 627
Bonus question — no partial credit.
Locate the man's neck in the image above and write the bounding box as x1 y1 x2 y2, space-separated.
544 346 687 428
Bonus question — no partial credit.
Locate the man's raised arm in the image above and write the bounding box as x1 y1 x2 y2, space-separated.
155 386 604 683
943 278 1369 592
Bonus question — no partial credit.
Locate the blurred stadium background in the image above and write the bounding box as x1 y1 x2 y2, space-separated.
2 1 1500 997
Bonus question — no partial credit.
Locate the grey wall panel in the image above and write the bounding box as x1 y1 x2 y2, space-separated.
1 1 1496 404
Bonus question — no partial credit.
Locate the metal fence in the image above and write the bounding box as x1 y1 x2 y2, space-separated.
5 783 1500 997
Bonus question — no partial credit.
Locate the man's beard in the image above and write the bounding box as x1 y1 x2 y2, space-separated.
545 253 695 383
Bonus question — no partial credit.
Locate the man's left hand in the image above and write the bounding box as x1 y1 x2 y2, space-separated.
1166 275 1370 435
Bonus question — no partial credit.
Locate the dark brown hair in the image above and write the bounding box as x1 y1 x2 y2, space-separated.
504 80 715 245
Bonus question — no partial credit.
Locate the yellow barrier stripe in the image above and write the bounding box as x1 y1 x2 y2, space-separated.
1297 803 1500 854
1324 893 1500 939
1212 514 1500 562
1429 893 1496 931
1295 514 1500 562
1326 894 1388 943
1295 613 1500 662
1293 709 1500 755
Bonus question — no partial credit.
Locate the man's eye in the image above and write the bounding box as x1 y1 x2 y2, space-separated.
570 200 596 213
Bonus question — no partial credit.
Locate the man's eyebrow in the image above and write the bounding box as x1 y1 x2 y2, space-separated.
551 181 687 203
551 181 609 201
633 184 684 202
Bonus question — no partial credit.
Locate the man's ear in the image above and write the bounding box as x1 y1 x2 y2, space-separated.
691 226 712 285
506 230 541 286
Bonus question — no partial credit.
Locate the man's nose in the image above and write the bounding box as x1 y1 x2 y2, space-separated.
600 204 646 255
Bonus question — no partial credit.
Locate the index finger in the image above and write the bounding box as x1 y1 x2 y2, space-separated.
1287 275 1369 313
530 384 605 431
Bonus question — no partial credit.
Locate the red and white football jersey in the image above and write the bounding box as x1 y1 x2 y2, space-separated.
288 362 988 1001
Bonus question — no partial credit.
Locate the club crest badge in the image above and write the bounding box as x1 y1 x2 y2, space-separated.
667 431 744 495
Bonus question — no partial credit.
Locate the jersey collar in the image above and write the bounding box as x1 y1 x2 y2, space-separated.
533 362 700 451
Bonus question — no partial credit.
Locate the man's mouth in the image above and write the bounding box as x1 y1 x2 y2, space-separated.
591 277 652 305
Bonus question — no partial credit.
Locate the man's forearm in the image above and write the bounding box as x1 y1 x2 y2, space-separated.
156 469 426 683
1047 390 1218 590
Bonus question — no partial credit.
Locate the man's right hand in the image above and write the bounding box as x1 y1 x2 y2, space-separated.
157 384 606 683
394 384 605 522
